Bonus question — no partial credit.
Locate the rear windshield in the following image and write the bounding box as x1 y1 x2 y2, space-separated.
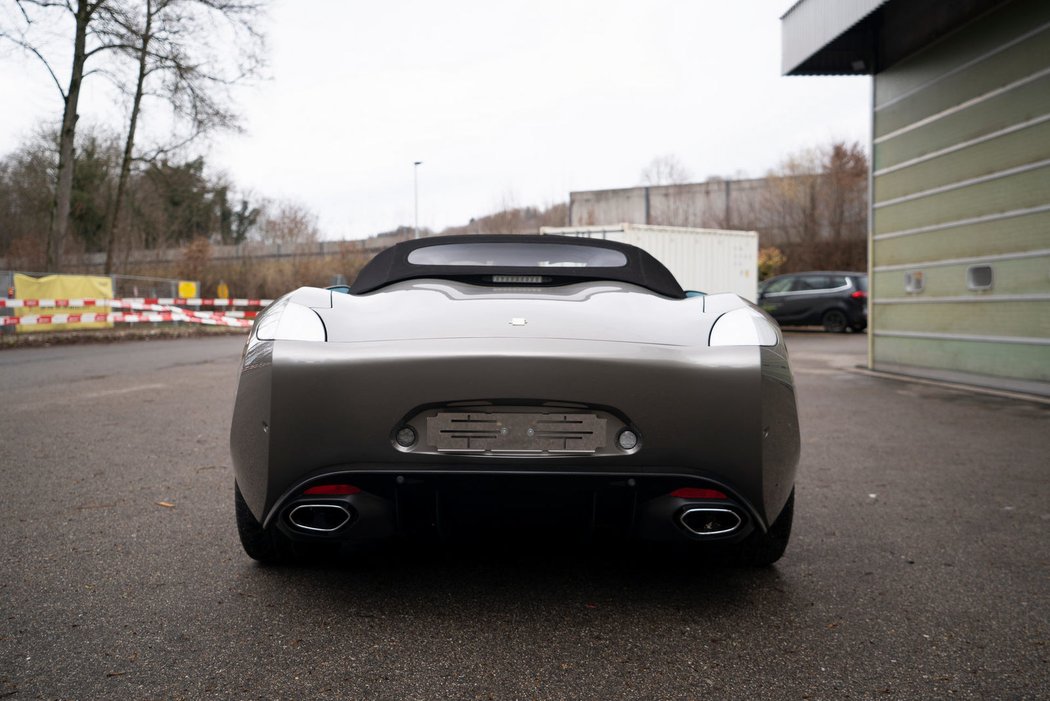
349 234 686 297
407 242 628 268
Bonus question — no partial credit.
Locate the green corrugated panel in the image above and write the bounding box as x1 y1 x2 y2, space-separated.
875 28 1050 139
873 336 1050 382
873 72 1050 171
875 301 1050 337
868 0 1050 386
875 164 1050 235
874 0 1050 106
875 117 1050 202
873 256 1050 298
873 209 1050 267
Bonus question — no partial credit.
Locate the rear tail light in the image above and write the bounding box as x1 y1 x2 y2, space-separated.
303 484 361 496
670 487 728 500
850 290 867 299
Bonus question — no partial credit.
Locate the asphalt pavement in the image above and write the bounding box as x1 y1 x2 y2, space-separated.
0 331 1047 700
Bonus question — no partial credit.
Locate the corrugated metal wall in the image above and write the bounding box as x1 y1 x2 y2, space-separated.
870 0 1050 392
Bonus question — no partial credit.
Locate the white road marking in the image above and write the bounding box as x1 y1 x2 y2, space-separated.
81 383 168 399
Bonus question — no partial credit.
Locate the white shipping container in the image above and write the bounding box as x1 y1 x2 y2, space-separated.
540 223 758 301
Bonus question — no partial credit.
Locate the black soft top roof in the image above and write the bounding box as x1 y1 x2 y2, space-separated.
349 234 685 298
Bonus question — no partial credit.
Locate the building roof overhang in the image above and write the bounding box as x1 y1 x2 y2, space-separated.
782 0 1010 75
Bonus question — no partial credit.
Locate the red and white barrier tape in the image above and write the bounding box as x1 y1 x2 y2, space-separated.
107 300 258 318
2 311 252 328
0 296 271 329
0 297 272 309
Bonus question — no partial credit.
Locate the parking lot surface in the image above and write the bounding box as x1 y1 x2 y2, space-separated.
1 332 1047 699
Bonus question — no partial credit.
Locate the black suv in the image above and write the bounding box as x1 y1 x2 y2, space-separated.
757 271 867 333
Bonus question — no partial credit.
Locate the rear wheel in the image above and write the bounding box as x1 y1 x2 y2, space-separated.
822 309 848 333
735 489 794 566
235 482 290 564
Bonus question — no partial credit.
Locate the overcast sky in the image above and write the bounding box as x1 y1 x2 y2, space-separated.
0 0 871 240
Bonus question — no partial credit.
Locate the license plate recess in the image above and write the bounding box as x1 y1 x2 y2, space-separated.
426 412 607 454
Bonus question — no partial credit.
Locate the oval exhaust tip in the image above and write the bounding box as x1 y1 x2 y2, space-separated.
287 503 352 532
679 507 742 536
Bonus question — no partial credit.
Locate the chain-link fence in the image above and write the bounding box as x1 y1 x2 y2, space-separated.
3 271 187 298
109 273 184 299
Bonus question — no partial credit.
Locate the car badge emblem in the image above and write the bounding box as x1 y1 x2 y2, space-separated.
509 317 527 326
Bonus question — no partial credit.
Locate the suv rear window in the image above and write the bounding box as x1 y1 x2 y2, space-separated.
762 277 794 294
795 276 833 291
827 276 848 289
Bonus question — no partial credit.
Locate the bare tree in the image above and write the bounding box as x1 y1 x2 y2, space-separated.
438 201 567 237
1 0 125 271
761 141 869 270
103 0 266 273
640 154 691 186
254 199 319 246
103 0 155 274
765 147 823 246
0 135 54 264
822 141 867 242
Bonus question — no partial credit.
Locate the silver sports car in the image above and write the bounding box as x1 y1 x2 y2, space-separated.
231 234 800 564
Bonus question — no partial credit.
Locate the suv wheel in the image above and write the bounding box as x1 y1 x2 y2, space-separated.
822 309 848 333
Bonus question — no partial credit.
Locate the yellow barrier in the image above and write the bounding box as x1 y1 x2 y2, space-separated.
14 273 114 333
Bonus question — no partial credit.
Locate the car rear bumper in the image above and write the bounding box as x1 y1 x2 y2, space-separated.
268 472 762 546
231 337 800 533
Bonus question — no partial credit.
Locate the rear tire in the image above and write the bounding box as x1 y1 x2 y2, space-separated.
735 489 794 566
822 309 848 333
235 482 290 564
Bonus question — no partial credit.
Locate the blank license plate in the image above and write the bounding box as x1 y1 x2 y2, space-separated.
426 412 607 454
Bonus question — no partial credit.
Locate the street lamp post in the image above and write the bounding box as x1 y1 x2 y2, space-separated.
413 161 423 239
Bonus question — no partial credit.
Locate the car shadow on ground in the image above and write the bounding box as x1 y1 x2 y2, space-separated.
239 540 792 617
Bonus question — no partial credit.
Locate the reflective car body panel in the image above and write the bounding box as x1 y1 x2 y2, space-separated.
230 236 801 558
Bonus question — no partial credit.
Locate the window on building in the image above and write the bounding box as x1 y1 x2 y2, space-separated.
967 265 993 291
